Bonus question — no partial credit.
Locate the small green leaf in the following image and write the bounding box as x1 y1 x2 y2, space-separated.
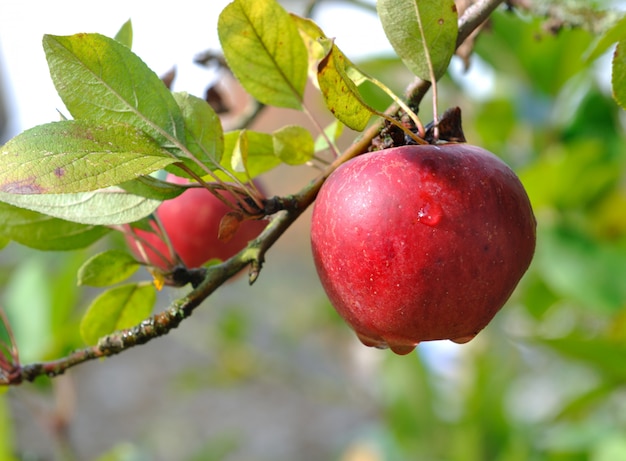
80 283 156 346
43 33 185 147
377 0 458 81
172 92 224 176
317 42 374 131
272 125 314 165
218 0 308 109
0 188 161 226
114 19 133 48
0 202 110 250
119 175 185 201
219 130 280 181
77 250 140 287
0 120 176 194
612 40 626 110
315 120 344 152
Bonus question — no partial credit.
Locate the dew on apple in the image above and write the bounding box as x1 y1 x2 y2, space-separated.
416 202 442 226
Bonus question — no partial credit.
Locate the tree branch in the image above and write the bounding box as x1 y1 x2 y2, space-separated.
1 0 507 386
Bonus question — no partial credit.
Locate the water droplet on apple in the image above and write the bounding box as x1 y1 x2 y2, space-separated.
450 334 476 344
416 202 442 227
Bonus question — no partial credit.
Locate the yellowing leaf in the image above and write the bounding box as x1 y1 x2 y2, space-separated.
317 42 374 131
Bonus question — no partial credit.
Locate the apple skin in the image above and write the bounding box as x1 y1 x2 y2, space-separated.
310 143 536 354
127 174 267 270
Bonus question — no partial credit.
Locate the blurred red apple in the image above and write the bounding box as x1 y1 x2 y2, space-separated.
127 174 266 270
310 143 536 354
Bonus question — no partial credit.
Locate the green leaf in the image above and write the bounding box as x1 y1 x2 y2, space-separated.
219 130 280 181
612 40 626 110
378 0 458 81
538 336 626 381
231 129 249 174
80 282 156 346
114 19 133 48
0 395 17 460
43 33 185 147
119 175 185 201
584 15 626 62
317 42 374 131
0 120 176 194
77 250 140 287
315 120 344 152
3 257 53 362
0 188 161 226
535 224 626 312
172 92 224 176
0 202 110 250
272 125 314 165
218 0 308 109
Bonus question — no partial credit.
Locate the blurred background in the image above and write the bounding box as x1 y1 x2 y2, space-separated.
1 1 626 460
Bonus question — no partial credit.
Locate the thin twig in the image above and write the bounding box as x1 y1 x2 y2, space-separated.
2 0 506 386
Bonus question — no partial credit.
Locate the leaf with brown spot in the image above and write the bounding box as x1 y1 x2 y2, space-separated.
317 41 374 132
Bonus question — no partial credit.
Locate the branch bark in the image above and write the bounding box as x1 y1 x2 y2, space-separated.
1 0 506 386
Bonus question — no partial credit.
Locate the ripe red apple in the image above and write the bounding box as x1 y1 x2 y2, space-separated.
310 143 536 354
127 174 267 270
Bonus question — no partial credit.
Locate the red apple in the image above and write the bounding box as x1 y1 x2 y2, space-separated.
310 143 536 354
127 174 267 270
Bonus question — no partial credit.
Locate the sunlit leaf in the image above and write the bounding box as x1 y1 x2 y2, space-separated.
114 19 133 48
612 40 626 109
77 250 140 287
218 0 308 109
0 120 176 195
290 14 332 88
377 0 458 81
231 129 249 174
272 125 314 165
80 283 156 346
0 188 162 226
172 92 224 177
43 33 185 147
317 42 374 131
218 130 280 181
0 202 110 250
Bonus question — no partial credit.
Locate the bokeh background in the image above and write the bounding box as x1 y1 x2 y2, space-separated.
1 1 626 460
